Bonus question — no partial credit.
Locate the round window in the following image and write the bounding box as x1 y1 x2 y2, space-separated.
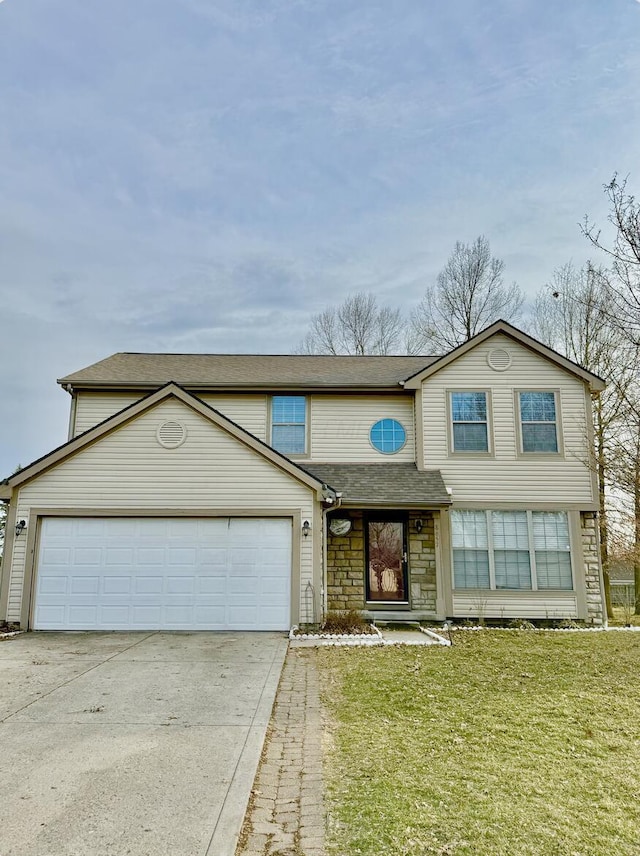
370 419 406 454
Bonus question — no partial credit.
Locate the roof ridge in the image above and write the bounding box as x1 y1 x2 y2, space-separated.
113 352 437 358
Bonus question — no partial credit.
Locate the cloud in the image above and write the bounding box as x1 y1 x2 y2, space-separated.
1 0 640 475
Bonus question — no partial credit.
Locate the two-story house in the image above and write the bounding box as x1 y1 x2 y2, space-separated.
0 321 606 631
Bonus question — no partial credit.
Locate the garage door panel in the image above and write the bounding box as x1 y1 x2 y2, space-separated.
135 576 163 594
71 576 101 594
138 548 164 564
74 548 102 566
37 605 65 626
69 605 98 624
101 605 131 625
165 606 193 624
102 577 131 594
167 547 197 566
105 548 134 564
261 577 288 596
167 576 196 594
198 577 227 595
194 605 227 624
133 605 163 624
39 577 68 595
41 547 72 565
77 519 107 536
34 517 292 630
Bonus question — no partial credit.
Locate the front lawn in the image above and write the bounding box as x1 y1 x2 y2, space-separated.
317 631 640 856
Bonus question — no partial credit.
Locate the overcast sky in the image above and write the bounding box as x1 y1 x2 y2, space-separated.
1 0 639 476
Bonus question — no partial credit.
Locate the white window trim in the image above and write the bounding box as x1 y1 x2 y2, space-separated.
269 395 310 458
446 389 494 457
451 509 575 592
516 389 563 457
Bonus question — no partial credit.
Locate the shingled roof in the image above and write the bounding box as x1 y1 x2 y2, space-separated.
300 463 451 506
58 353 437 390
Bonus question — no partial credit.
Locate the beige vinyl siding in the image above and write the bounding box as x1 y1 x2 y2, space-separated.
310 395 415 462
71 391 413 461
422 334 595 504
200 394 267 441
452 591 578 619
73 392 268 440
74 392 143 435
6 508 28 621
7 399 315 624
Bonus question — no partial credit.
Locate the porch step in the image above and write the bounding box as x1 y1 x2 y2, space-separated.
364 611 440 623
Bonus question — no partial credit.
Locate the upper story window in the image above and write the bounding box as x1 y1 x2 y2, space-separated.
271 396 306 455
452 510 572 591
519 391 558 453
370 419 406 454
451 391 489 452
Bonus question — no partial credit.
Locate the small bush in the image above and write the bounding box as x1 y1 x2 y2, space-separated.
321 609 374 635
507 618 536 630
557 618 583 630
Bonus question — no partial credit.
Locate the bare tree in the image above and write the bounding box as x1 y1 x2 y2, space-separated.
409 236 523 353
582 174 640 344
297 292 404 355
531 262 639 619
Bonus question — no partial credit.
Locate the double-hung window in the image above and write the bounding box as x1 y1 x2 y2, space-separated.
519 391 558 453
452 510 572 590
450 392 489 452
271 396 306 455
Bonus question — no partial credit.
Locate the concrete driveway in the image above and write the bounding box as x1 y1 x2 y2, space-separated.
0 631 288 856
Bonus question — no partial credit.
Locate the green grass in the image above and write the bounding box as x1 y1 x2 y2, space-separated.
317 631 640 856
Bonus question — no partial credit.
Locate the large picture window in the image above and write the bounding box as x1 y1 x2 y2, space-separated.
519 391 558 453
452 510 572 590
271 396 306 455
450 392 489 452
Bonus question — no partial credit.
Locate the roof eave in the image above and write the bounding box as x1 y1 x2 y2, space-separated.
338 499 452 508
57 380 410 393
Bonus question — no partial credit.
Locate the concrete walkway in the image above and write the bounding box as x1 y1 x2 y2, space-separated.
0 631 287 856
236 649 326 856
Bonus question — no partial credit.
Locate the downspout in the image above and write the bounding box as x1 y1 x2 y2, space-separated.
64 384 76 441
320 486 341 621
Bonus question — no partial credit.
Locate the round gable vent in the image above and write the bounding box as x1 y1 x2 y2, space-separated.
156 421 187 449
487 348 512 372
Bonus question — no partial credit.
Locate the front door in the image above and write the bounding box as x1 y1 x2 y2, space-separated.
366 515 409 604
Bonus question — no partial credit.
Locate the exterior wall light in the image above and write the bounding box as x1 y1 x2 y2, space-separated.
414 519 423 534
302 520 311 538
15 520 26 537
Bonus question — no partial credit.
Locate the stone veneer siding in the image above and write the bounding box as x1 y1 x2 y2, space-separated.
408 512 437 612
581 511 604 625
326 511 437 613
326 512 366 611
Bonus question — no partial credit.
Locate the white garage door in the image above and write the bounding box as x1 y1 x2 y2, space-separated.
34 517 292 631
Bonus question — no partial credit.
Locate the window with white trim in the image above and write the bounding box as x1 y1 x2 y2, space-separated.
452 510 572 590
271 396 306 454
519 391 558 453
450 391 489 452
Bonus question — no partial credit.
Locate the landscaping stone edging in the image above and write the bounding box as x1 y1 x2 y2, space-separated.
289 624 383 642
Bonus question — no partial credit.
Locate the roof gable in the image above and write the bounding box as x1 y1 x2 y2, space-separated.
401 320 606 391
3 383 324 495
